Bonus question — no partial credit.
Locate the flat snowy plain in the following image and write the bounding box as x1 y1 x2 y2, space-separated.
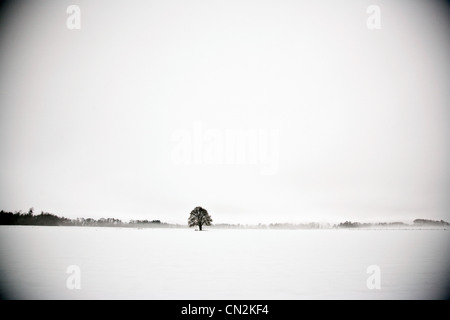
0 226 448 299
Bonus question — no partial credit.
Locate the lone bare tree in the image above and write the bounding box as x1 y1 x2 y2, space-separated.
188 207 212 231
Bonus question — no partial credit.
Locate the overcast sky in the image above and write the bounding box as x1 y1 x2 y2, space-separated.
0 0 448 224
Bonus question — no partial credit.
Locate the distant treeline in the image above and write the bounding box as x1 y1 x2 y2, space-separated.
337 221 407 228
0 208 177 228
212 220 449 229
212 222 328 229
0 208 71 226
0 208 448 229
336 219 449 228
411 219 450 227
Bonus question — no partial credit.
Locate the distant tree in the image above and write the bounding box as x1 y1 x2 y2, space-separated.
188 207 212 231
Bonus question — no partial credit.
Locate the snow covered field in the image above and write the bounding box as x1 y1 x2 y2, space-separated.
0 226 448 299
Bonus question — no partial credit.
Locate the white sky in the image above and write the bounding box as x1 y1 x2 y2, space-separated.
0 0 449 224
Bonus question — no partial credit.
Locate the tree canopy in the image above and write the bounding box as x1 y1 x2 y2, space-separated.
188 207 212 231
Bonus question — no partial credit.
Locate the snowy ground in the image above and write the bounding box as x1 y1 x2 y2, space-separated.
0 226 448 299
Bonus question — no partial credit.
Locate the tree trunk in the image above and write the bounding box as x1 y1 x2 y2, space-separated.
199 224 202 231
